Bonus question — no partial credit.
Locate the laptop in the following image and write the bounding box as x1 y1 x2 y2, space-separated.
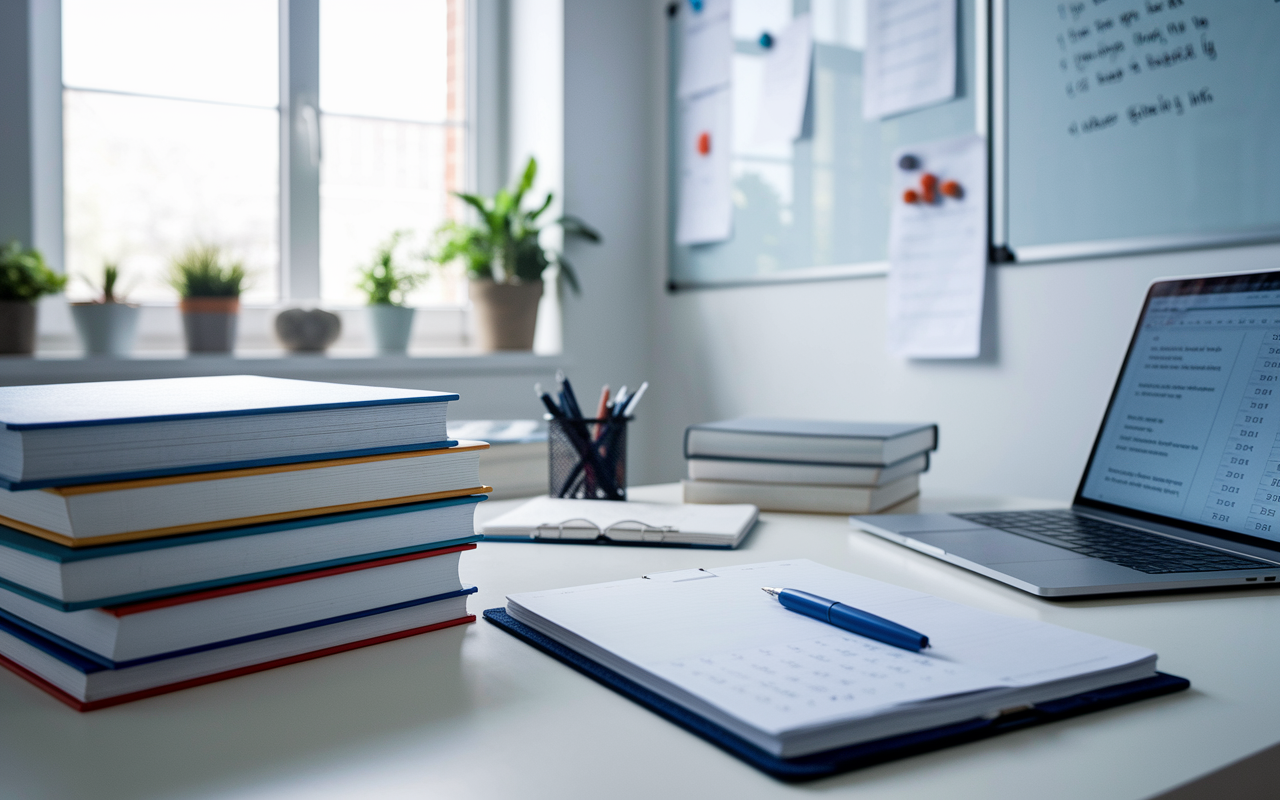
853 270 1280 597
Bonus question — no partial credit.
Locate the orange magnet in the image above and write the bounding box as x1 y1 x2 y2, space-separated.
940 180 963 199
903 188 920 204
697 131 711 155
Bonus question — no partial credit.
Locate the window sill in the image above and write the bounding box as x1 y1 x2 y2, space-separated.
0 351 570 387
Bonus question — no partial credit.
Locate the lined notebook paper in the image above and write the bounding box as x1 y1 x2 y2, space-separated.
507 560 1158 757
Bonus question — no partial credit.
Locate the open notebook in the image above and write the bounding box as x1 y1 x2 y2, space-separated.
504 560 1160 758
480 497 758 548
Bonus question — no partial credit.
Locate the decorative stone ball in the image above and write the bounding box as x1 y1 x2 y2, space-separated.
275 308 341 353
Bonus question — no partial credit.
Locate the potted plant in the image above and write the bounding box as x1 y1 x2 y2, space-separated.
168 245 247 354
0 240 66 356
429 157 601 351
356 230 422 355
70 261 140 357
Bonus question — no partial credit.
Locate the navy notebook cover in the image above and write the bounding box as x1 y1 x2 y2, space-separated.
484 607 1189 782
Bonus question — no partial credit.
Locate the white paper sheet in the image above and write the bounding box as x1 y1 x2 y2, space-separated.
886 133 987 359
677 0 733 100
862 0 956 120
676 86 734 245
752 13 813 147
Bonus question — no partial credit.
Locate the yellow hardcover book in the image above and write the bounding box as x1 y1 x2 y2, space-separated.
1 442 492 547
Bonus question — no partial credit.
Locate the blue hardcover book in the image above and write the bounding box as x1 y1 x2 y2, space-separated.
0 375 460 489
0 495 485 611
684 418 939 466
0 587 478 710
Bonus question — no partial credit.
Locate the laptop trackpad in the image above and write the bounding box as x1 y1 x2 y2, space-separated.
909 530 1089 564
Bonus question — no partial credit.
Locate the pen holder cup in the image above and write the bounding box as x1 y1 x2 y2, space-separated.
548 416 630 500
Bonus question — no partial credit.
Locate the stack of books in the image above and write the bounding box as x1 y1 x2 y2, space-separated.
0 375 490 710
681 419 938 514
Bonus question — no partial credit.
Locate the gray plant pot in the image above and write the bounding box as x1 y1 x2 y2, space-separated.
0 300 37 356
71 302 141 357
367 304 415 355
180 297 239 354
468 279 543 351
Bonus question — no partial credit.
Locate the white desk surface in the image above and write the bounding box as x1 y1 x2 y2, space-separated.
2 486 1277 800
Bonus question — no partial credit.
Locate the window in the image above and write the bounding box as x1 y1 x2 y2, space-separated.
61 0 468 309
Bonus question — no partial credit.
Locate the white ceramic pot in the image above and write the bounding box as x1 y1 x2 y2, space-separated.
70 302 141 357
367 304 415 355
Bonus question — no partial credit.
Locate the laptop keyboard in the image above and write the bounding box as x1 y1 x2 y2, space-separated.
953 510 1275 574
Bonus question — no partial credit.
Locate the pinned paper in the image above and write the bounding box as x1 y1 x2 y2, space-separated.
677 0 732 100
886 134 987 359
752 13 813 148
676 86 733 245
862 0 957 120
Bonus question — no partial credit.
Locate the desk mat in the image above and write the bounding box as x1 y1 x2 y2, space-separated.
484 607 1190 782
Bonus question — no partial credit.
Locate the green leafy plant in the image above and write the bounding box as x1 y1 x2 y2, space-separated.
80 261 129 303
428 157 600 294
168 245 248 298
356 230 423 306
0 241 66 302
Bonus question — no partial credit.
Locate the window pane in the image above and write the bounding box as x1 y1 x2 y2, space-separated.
319 0 452 123
64 91 279 304
319 0 466 306
62 0 278 107
319 116 466 306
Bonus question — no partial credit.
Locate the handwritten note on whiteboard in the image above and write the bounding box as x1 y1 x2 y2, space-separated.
886 134 987 359
863 0 957 120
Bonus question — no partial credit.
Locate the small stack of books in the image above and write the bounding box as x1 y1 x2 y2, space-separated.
0 375 490 710
682 418 938 514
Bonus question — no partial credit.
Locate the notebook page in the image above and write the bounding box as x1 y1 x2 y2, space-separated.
481 497 757 539
507 560 1155 736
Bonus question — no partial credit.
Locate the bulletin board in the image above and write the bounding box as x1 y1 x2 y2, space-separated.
666 0 981 290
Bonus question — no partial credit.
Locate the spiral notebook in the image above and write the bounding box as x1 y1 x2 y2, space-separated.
479 497 758 548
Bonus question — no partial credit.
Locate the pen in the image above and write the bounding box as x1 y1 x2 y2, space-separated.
761 588 930 652
621 381 648 417
593 385 610 438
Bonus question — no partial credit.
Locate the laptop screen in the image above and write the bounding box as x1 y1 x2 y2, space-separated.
1078 272 1280 548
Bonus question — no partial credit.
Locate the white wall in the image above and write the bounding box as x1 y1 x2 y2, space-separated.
646 243 1280 501
558 0 661 482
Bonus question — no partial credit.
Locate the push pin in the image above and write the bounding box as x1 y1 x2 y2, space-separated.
940 180 963 199
903 189 921 204
759 32 774 48
920 173 939 203
697 131 712 155
898 154 921 170
688 0 703 12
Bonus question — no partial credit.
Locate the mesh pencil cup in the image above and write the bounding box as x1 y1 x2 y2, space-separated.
548 416 629 500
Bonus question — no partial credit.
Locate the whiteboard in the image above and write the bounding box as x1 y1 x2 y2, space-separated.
667 0 981 290
1003 0 1280 262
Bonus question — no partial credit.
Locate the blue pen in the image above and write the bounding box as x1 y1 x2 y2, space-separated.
761 588 930 652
